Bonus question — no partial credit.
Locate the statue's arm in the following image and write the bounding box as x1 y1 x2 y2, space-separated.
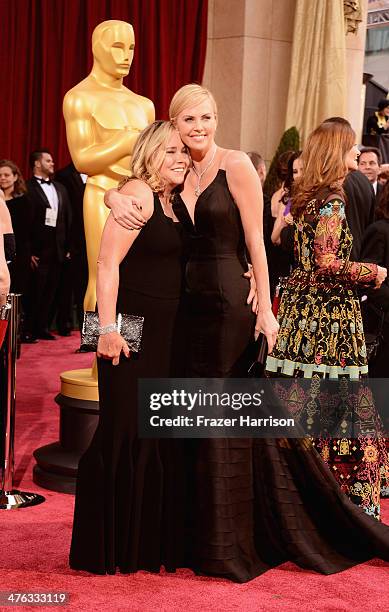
63 91 142 176
144 98 155 124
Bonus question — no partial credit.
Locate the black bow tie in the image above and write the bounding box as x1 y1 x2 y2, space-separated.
38 178 52 185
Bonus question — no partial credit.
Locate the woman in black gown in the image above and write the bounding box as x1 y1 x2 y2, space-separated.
169 84 389 582
0 161 31 297
69 121 190 574
106 85 389 582
0 191 13 307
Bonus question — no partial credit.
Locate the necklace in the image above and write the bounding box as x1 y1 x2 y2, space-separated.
192 145 217 197
160 193 174 219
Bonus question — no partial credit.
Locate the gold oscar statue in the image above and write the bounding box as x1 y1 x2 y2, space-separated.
62 20 154 400
64 19 155 312
33 20 154 492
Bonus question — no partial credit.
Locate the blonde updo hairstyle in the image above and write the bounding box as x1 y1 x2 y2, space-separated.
169 83 217 123
124 120 178 193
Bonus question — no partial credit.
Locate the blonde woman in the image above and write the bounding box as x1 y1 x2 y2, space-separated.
104 87 389 583
70 120 190 575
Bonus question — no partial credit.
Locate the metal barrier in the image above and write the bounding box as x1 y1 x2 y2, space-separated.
0 294 45 509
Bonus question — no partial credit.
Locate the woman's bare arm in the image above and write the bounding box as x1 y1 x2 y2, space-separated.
225 151 279 352
97 180 153 364
104 188 147 230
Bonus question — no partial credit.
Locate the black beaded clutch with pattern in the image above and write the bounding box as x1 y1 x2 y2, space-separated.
81 311 144 352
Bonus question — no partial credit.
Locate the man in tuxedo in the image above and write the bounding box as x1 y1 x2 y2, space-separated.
26 150 72 340
55 162 88 337
358 147 383 205
342 169 375 260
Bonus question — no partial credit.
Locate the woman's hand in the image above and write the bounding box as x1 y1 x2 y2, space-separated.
284 212 293 225
255 309 279 353
97 332 130 366
375 265 388 289
271 204 288 245
104 189 147 231
243 266 258 313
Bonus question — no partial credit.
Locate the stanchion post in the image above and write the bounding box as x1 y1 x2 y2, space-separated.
0 294 45 509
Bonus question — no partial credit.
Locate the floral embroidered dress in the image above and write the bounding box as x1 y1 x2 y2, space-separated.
266 192 387 519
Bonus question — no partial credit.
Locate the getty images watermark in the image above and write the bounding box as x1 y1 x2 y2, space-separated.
148 388 294 429
138 378 388 439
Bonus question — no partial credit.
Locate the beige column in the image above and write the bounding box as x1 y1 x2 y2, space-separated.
202 0 368 162
202 0 295 164
345 0 369 142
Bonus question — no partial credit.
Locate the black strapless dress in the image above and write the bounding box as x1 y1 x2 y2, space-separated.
70 195 188 574
174 170 389 583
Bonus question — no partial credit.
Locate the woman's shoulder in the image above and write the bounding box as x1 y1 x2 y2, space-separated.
318 189 346 207
223 149 259 185
307 190 346 221
223 149 251 168
0 199 13 232
119 177 152 198
118 178 154 218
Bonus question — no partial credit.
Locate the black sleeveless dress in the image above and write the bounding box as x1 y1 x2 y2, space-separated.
69 195 188 574
174 170 389 583
174 170 255 376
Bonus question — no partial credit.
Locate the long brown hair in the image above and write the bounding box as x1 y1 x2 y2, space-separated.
291 122 355 216
0 159 27 196
376 180 389 220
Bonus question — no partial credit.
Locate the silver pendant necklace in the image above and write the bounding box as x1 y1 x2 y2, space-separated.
192 145 217 197
160 193 174 219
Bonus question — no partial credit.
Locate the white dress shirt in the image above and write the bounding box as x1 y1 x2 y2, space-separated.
34 175 59 226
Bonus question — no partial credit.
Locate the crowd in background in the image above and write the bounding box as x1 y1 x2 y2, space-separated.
0 154 88 348
0 134 389 369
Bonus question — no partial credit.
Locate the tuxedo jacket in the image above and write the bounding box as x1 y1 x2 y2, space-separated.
361 218 389 318
55 163 86 258
376 181 383 206
342 170 375 260
26 176 72 264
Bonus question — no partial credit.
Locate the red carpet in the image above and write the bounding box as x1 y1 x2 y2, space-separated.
1 333 388 611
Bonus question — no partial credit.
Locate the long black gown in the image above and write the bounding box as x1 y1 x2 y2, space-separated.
5 195 32 294
69 195 188 574
174 169 389 583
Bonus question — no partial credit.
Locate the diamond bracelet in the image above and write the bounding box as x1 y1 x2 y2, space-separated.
98 323 117 335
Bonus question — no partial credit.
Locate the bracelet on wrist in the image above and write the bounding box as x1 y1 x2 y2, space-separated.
98 323 117 336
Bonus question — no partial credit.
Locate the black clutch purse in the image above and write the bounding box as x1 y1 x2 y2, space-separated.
81 311 144 352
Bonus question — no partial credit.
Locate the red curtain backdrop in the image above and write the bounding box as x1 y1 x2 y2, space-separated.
0 0 208 177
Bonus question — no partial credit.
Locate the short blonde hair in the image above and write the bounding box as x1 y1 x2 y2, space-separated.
169 83 217 121
127 120 178 193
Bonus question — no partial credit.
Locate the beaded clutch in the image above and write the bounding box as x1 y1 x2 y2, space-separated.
81 311 144 352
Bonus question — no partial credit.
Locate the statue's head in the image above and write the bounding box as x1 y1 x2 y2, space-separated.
92 20 134 78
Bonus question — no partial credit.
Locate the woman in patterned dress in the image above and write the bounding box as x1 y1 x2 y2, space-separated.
266 121 388 519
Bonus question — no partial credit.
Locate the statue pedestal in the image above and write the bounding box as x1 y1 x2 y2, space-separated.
33 368 99 494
